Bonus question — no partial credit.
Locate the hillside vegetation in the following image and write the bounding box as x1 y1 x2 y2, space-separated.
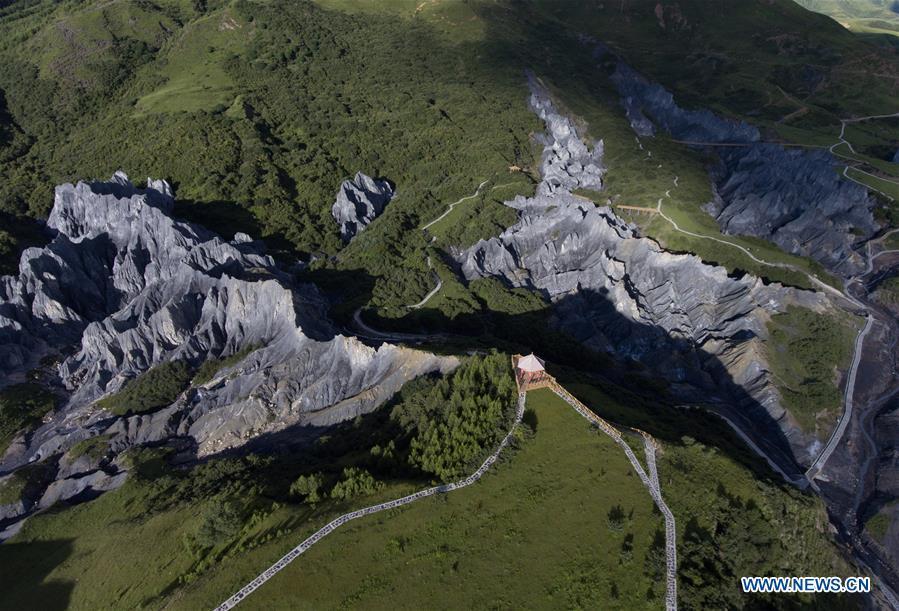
0 2 887 606
766 306 863 439
171 388 668 609
796 0 899 37
0 383 56 455
1 0 897 288
0 354 518 606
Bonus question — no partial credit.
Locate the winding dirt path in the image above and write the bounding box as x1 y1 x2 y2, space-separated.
829 112 899 201
805 314 874 481
654 176 861 308
421 179 490 230
651 162 880 486
405 256 442 310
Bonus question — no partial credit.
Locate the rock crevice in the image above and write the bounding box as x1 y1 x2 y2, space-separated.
459 74 829 473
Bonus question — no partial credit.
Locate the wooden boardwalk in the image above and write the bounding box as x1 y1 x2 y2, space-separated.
548 381 677 611
216 360 678 611
515 354 677 610
214 392 527 611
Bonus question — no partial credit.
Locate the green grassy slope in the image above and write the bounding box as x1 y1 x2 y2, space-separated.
0 354 518 608
795 0 899 36
765 306 863 440
531 0 898 123
0 383 56 455
134 9 252 115
171 388 664 609
0 3 885 605
560 380 860 609
0 379 861 609
177 385 861 610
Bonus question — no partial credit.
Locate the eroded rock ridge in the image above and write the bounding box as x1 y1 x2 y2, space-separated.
608 59 877 276
0 172 454 535
460 75 830 477
331 172 395 241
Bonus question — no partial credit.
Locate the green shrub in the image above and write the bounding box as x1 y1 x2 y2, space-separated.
329 467 383 501
95 361 191 416
392 352 517 481
0 463 51 505
68 434 113 461
865 506 894 541
607 504 625 532
766 306 859 436
0 383 56 455
195 499 244 549
193 345 259 385
289 473 323 504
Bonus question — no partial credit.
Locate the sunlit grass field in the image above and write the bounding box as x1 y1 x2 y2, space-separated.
171 388 664 610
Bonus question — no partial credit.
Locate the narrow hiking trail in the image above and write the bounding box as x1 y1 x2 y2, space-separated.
412 178 521 307
214 379 680 611
421 179 490 231
829 111 899 201
405 256 442 310
805 314 875 481
643 115 899 604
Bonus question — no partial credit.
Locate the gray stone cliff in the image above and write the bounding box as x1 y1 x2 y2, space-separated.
527 71 605 195
0 172 456 533
460 75 831 475
608 60 877 276
331 172 395 241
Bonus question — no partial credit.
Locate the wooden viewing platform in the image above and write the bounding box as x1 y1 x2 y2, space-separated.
512 353 553 391
614 204 658 215
513 354 619 439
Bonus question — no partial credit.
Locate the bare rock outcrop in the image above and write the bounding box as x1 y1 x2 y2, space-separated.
0 172 456 532
459 74 830 476
527 71 605 195
608 59 877 277
331 172 395 241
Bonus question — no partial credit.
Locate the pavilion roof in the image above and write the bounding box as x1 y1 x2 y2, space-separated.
517 353 545 372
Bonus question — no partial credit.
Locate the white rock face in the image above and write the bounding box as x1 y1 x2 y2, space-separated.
331 172 395 241
0 172 456 530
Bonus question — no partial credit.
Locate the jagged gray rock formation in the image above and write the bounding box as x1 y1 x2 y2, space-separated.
706 145 876 274
608 59 877 276
0 172 456 533
527 71 605 195
331 172 395 241
460 74 831 473
37 469 128 510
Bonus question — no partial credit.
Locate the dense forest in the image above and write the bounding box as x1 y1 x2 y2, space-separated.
0 0 539 305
